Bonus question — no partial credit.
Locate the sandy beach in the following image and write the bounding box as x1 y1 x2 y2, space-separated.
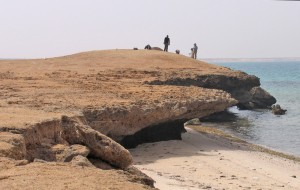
130 127 300 190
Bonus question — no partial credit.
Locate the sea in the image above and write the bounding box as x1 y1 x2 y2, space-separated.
208 61 300 157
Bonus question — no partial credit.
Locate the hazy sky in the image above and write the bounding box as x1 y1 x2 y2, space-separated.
1 0 300 58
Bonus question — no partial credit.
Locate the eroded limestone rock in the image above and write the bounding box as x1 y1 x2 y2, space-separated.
0 157 28 170
71 155 94 167
125 166 156 188
89 158 115 170
60 116 133 169
248 87 276 109
0 132 26 160
84 92 237 143
51 144 90 162
146 73 276 110
23 120 67 161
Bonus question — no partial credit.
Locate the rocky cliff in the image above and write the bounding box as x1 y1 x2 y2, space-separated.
0 50 275 189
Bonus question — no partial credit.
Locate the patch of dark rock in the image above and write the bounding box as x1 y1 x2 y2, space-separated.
200 110 238 122
70 155 94 167
125 166 156 188
88 157 115 170
26 145 57 162
145 75 276 110
121 119 187 149
145 74 260 92
0 176 10 180
272 104 287 115
234 87 276 109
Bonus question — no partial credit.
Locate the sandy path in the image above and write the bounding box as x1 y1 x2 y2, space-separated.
130 128 300 190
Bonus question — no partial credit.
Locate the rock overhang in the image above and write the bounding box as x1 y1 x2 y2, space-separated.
0 49 276 168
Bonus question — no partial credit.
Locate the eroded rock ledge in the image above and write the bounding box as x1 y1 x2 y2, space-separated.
121 119 187 149
0 50 277 189
1 90 237 162
146 73 276 109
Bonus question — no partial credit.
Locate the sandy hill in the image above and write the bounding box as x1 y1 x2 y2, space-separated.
0 50 275 189
0 50 240 128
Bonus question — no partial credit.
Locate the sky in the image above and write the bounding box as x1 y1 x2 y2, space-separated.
0 0 300 59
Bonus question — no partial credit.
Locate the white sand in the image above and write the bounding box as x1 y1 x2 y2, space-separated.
130 128 300 190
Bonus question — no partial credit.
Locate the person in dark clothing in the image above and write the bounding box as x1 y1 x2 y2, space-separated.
193 43 198 59
144 44 151 50
163 35 170 52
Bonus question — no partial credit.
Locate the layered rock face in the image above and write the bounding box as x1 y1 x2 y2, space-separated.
146 72 276 109
60 116 133 169
83 87 236 141
0 50 275 189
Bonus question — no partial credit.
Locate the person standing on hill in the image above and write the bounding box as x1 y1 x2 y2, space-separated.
192 43 198 59
163 35 170 52
190 48 194 58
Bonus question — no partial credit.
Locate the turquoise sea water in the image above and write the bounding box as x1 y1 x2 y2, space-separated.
212 61 300 156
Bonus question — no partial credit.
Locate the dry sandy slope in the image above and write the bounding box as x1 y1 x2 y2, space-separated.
0 159 155 190
131 127 300 190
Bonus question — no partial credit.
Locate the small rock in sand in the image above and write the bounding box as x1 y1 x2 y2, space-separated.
71 155 94 168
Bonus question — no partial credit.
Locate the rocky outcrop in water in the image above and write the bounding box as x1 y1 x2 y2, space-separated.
146 73 276 109
233 87 276 109
200 110 238 122
272 104 287 115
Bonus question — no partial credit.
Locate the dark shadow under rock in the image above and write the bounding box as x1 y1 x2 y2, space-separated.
121 119 187 149
88 157 115 170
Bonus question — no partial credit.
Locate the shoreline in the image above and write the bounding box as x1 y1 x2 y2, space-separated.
189 125 300 162
130 126 300 190
203 58 300 63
